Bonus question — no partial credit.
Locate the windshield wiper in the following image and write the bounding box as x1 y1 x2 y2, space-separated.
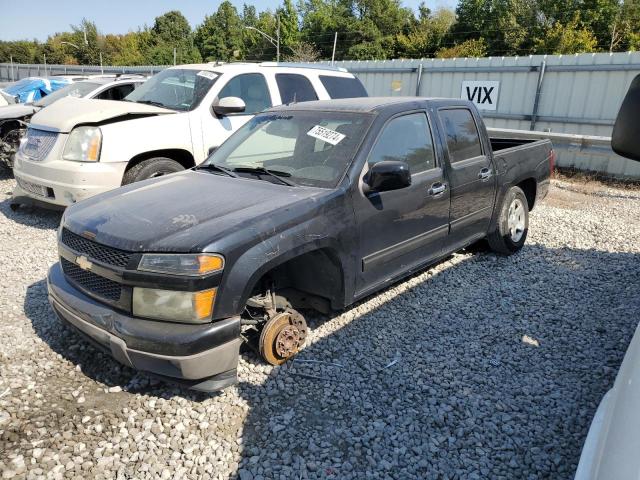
135 99 168 108
232 166 298 187
194 163 238 177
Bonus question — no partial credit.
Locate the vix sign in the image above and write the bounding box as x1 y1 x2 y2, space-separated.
461 81 500 111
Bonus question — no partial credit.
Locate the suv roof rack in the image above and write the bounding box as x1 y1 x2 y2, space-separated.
258 62 347 72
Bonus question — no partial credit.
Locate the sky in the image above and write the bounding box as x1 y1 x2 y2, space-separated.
0 0 458 41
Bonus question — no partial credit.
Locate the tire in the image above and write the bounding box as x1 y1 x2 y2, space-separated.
487 186 529 255
122 157 184 185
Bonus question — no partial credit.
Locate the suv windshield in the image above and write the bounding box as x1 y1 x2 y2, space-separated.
34 81 101 107
204 110 373 188
125 68 218 111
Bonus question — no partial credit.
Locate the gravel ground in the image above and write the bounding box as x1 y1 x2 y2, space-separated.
1 171 640 480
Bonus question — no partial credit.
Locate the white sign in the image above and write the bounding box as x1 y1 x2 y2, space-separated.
307 125 345 145
461 81 500 111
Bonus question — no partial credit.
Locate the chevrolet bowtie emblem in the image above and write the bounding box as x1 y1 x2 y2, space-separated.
76 255 93 271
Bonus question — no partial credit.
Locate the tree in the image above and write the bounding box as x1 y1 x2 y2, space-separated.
278 0 300 51
195 1 244 61
436 38 488 58
535 15 598 54
452 0 538 56
395 8 455 58
283 41 321 61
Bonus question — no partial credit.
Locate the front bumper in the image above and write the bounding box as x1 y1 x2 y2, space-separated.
47 262 242 391
13 148 128 207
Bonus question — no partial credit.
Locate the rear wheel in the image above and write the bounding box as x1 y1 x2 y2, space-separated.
258 309 308 365
487 186 529 255
122 157 184 185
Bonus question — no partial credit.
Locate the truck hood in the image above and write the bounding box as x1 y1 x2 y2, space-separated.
29 97 174 133
64 171 329 252
0 103 37 120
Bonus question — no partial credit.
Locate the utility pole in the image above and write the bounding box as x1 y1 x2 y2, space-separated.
99 52 103 74
331 32 337 66
276 15 280 63
10 55 14 81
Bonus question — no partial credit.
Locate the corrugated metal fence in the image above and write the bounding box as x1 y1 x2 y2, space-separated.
2 52 640 178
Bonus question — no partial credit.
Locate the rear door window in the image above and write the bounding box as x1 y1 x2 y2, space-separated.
319 75 368 99
438 108 483 162
368 113 436 174
275 74 318 104
217 73 271 114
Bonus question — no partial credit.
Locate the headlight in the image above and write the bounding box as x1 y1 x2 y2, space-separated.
133 287 217 323
138 253 224 276
63 126 102 162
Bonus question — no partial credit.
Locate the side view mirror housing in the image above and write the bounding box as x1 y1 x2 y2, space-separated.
612 73 640 162
212 96 246 116
364 161 411 193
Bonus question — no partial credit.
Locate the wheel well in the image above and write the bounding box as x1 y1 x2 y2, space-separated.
125 149 196 173
517 178 537 211
0 119 23 138
250 248 344 314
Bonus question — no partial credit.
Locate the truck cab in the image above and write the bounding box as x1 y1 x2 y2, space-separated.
11 63 367 208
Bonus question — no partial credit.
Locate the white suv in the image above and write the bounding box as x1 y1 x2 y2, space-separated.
11 62 367 208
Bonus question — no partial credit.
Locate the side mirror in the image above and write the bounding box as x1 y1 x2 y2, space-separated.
364 161 411 193
612 74 640 162
212 96 246 116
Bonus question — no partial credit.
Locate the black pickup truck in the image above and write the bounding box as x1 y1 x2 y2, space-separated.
47 97 553 391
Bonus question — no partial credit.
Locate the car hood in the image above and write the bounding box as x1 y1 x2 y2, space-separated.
29 96 174 133
64 171 330 252
0 103 37 120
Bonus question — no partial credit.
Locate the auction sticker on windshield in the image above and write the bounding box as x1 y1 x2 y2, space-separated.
307 125 345 146
197 71 217 80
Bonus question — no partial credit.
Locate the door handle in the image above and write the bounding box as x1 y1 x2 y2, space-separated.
478 167 492 180
428 182 447 196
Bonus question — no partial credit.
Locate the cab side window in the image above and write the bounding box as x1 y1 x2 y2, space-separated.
368 113 435 174
217 73 271 114
276 74 318 104
439 108 483 162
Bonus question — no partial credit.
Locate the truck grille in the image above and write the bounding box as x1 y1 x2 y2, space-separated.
61 228 133 268
22 128 58 161
61 257 123 301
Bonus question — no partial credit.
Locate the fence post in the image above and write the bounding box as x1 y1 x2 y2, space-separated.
415 63 423 96
530 60 547 131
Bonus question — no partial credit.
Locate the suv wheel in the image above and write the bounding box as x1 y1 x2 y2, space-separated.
122 157 184 185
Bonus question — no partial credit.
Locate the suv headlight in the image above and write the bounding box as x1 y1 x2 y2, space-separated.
133 288 216 323
138 253 224 276
63 126 102 162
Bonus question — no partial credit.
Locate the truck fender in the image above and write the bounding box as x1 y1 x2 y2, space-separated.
213 223 353 319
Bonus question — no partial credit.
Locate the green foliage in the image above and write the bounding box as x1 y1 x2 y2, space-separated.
194 1 244 61
436 38 488 58
535 15 599 54
0 0 639 66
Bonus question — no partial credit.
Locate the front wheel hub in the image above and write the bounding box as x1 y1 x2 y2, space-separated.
259 309 308 365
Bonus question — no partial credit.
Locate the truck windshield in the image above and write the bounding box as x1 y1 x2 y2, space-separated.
204 111 372 188
125 68 218 111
